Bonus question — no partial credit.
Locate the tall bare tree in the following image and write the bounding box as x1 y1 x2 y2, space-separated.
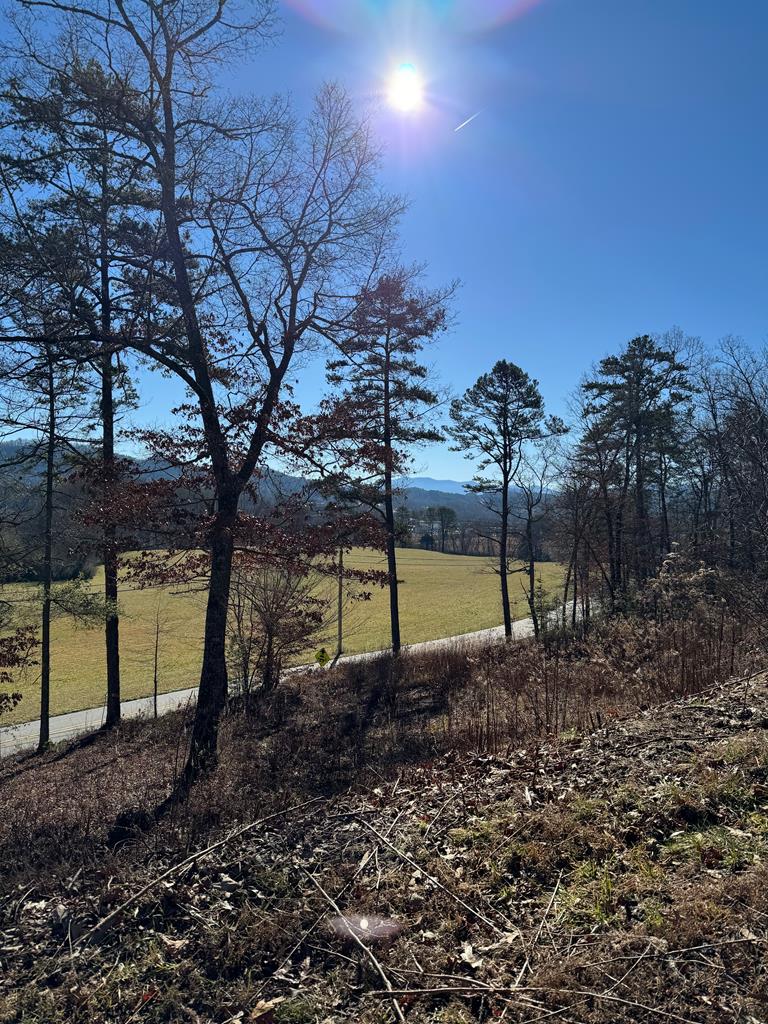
2 0 404 782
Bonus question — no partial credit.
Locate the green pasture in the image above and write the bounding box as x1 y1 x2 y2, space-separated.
1 548 563 725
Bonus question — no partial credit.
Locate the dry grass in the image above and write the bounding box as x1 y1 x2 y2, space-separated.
0 606 754 878
1 548 563 724
1 611 766 1023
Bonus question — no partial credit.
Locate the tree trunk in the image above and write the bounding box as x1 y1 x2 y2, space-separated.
99 177 121 729
526 513 539 639
102 348 121 727
691 481 702 557
384 487 401 654
38 352 55 751
383 337 401 654
634 419 653 581
710 405 737 568
336 547 344 659
156 82 290 791
597 462 618 604
261 632 276 692
562 556 573 629
157 101 241 785
659 452 671 559
182 492 237 781
582 538 592 628
615 432 632 599
499 476 512 638
153 603 160 719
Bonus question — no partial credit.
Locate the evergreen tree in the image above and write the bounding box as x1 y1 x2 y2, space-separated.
327 270 451 653
449 360 565 638
0 58 156 727
580 335 693 593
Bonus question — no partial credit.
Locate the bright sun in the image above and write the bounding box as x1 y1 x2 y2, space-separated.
387 63 424 113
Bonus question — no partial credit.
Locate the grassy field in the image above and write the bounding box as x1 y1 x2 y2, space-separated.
2 548 563 724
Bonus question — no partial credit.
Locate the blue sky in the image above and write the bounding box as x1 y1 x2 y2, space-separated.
137 0 768 479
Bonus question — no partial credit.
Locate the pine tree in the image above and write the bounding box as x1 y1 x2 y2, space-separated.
449 360 565 638
581 335 693 592
327 270 451 653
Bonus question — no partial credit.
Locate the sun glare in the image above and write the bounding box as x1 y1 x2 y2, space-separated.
387 63 424 113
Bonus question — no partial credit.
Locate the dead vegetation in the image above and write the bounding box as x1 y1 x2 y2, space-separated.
1 616 767 1023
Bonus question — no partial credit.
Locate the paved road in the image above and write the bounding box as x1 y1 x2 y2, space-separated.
0 616 536 758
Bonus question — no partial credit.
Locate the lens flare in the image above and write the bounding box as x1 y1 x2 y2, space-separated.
387 63 424 112
452 0 544 32
283 1 546 35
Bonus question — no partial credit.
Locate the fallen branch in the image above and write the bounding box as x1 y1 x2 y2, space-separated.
515 870 562 984
304 870 406 1024
76 797 325 947
366 983 704 1024
254 807 406 1000
577 934 768 970
352 814 510 936
364 984 702 1023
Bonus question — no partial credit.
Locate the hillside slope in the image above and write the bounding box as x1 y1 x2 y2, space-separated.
2 672 768 1022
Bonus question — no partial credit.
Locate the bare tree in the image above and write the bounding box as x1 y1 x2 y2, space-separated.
227 558 333 699
510 444 558 639
1 1 404 782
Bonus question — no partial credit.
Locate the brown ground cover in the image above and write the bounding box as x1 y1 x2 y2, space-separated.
1 636 767 1023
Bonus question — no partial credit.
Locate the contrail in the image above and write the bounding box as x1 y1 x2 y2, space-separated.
454 111 481 132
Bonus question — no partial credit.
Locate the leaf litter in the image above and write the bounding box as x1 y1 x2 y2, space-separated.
2 673 768 1021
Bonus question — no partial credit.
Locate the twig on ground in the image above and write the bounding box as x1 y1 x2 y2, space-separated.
604 939 654 994
423 792 459 839
364 984 702 1023
254 807 404 999
76 797 325 947
352 814 511 936
515 870 562 984
304 870 406 1024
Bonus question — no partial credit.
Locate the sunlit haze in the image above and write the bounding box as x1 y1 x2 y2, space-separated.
387 62 424 113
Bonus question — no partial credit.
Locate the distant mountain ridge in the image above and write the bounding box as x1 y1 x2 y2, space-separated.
393 476 471 494
394 485 496 520
0 441 496 523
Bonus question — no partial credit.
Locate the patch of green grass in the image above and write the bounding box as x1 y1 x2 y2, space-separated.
0 986 64 1024
699 772 757 812
561 858 620 926
640 898 665 931
662 826 763 871
568 797 604 823
449 817 507 848
749 812 768 835
434 1008 476 1024
655 782 713 827
712 733 768 767
274 997 321 1023
338 548 563 652
2 548 563 724
611 782 644 812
